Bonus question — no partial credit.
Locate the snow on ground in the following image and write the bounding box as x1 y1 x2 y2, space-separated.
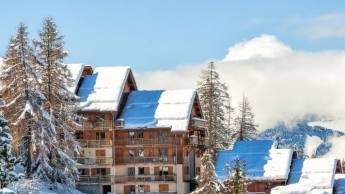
308 119 345 133
323 136 345 159
304 135 323 157
7 179 85 194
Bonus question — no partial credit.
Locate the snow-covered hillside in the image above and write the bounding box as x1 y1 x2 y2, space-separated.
260 121 345 158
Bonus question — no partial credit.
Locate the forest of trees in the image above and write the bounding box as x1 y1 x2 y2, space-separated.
194 61 258 194
0 18 80 192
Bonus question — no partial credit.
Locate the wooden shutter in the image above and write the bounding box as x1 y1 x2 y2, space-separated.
159 184 169 192
144 167 150 175
154 167 159 175
96 149 106 157
144 185 150 192
168 166 173 175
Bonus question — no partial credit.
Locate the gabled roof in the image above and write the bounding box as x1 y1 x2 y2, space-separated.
215 140 293 181
78 66 132 112
271 158 337 194
118 89 197 132
66 63 86 93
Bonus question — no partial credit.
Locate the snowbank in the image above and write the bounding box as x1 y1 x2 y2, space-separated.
304 135 323 157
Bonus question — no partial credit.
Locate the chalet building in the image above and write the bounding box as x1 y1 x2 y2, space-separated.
215 140 345 194
67 64 207 194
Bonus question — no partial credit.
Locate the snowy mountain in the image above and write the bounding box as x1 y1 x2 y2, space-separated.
259 120 345 158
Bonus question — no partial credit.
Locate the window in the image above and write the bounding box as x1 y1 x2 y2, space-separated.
138 185 144 193
75 131 83 140
96 168 106 175
196 167 201 176
128 167 135 176
129 185 135 194
129 150 135 157
129 131 135 144
96 131 105 140
138 149 144 157
159 131 168 143
159 148 168 160
137 130 143 139
138 167 145 175
79 169 86 175
159 166 169 175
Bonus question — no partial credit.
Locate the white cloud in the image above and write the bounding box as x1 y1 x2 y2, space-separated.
223 34 292 61
298 13 345 39
136 34 345 130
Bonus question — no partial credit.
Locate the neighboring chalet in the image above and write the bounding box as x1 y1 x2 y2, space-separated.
215 140 345 194
216 140 293 194
67 64 207 194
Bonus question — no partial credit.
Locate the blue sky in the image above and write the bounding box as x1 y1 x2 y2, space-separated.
1 1 345 72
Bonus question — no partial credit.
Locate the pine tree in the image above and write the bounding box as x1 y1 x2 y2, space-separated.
191 149 221 194
35 17 80 187
197 61 231 151
234 95 258 141
0 23 47 178
0 114 20 188
223 158 248 194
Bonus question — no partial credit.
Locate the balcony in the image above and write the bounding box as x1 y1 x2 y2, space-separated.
74 157 113 166
77 139 112 148
78 175 113 184
114 138 182 146
82 121 113 130
190 117 207 130
114 174 176 183
115 156 175 164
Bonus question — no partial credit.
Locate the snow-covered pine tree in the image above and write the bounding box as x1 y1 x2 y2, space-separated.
0 23 49 178
197 61 231 151
234 95 258 140
191 149 220 194
223 158 248 194
35 17 80 187
0 114 20 188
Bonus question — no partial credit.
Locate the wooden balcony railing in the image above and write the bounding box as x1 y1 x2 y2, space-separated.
190 117 207 130
114 174 176 183
115 156 175 164
114 138 182 146
77 139 112 148
82 121 113 130
74 157 113 165
78 175 113 183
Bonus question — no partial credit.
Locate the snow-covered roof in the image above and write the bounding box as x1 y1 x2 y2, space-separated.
271 158 337 194
66 63 86 93
78 66 131 112
215 140 293 181
118 89 197 132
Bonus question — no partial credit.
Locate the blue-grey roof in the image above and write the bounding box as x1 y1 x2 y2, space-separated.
288 159 305 184
215 140 273 180
118 89 196 132
119 90 163 128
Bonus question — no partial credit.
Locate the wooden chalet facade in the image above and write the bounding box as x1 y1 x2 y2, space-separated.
67 64 207 194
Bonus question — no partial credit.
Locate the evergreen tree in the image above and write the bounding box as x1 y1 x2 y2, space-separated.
223 158 248 194
0 114 20 188
0 23 46 178
197 61 231 151
191 149 221 194
234 95 258 140
35 17 80 187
